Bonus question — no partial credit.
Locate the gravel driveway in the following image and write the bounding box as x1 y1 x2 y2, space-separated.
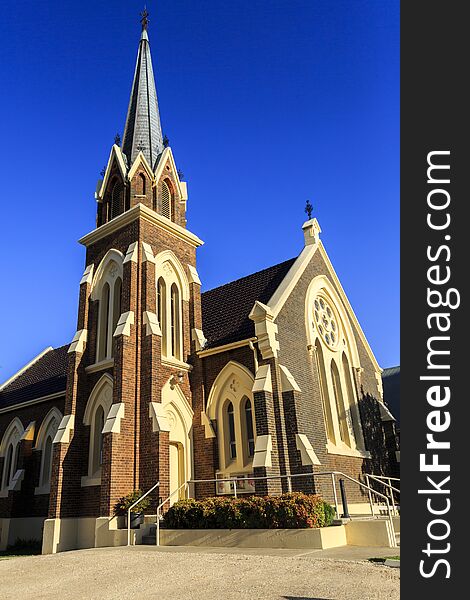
0 546 399 600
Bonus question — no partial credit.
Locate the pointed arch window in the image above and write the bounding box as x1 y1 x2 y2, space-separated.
34 410 61 494
96 259 123 362
170 283 181 360
331 361 350 445
226 402 237 460
314 339 336 443
139 173 146 195
0 420 23 495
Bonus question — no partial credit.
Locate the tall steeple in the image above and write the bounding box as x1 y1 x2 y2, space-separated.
122 8 164 169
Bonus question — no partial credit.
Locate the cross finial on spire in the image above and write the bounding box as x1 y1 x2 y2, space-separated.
305 199 313 220
141 6 149 31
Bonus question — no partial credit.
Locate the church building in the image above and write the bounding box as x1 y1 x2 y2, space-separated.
0 13 398 553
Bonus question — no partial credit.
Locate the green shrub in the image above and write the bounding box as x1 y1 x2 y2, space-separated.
163 492 334 529
113 489 150 516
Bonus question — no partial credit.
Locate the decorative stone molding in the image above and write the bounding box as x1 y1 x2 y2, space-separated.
375 371 384 399
142 242 155 263
149 402 171 432
53 415 75 444
123 241 138 264
80 264 94 285
143 311 162 336
302 218 322 246
201 411 216 439
8 469 25 492
102 403 125 434
252 434 272 468
187 264 202 285
249 301 279 359
295 434 321 466
279 365 301 393
68 329 88 354
21 421 36 442
191 328 207 351
113 311 134 337
377 400 395 422
252 364 272 394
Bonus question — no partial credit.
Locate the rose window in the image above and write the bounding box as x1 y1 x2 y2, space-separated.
313 296 340 349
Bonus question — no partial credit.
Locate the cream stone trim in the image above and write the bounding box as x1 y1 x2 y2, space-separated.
8 469 25 492
179 181 188 202
80 476 101 488
97 144 128 200
0 347 53 391
187 264 201 285
113 311 134 337
153 147 187 201
149 402 171 432
53 415 75 444
34 483 51 496
302 218 322 246
142 242 156 263
34 408 63 450
79 203 204 249
252 364 272 394
252 435 272 468
326 440 371 459
279 365 301 393
161 357 192 371
0 418 23 456
102 403 125 434
143 311 162 336
378 401 396 422
20 421 35 442
295 434 321 466
375 371 384 399
154 249 191 302
268 245 319 320
85 358 115 374
80 264 94 285
0 391 65 415
197 338 257 358
191 328 207 351
249 302 279 359
90 248 124 301
123 241 138 264
201 411 216 439
127 150 154 182
68 329 87 354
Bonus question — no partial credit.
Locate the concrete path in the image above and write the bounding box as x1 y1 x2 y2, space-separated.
0 545 399 600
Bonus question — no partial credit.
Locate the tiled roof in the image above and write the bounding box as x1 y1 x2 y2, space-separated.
201 258 296 348
0 346 68 409
382 366 400 426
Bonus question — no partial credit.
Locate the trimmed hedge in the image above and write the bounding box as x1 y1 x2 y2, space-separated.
163 492 336 529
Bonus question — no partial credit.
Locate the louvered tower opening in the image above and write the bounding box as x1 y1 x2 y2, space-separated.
161 180 172 220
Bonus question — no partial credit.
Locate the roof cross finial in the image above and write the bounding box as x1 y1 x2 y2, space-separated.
305 199 313 220
141 6 149 31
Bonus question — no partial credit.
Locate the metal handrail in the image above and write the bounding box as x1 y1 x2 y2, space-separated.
154 471 398 547
127 481 160 546
365 474 400 516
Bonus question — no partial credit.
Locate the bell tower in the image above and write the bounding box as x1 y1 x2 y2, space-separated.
47 10 204 545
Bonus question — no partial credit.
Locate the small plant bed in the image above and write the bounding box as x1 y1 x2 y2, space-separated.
163 492 335 529
113 489 151 529
0 539 42 560
369 555 400 563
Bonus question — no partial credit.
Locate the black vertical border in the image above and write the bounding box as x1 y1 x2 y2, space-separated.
401 2 468 596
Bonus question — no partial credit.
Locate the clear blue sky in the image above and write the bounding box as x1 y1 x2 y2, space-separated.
0 0 399 382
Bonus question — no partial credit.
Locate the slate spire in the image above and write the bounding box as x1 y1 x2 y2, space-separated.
122 9 164 168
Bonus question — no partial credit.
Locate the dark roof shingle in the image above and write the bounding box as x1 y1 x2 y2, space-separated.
0 346 68 409
201 258 296 348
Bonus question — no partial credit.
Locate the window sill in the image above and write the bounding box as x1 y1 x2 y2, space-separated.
326 441 371 460
81 475 101 487
34 484 51 496
0 489 9 498
161 357 192 371
85 358 114 374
